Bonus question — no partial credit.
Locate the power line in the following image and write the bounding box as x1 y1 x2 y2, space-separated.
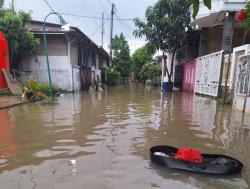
42 0 56 12
114 14 133 40
59 12 146 21
98 0 109 17
88 17 108 38
81 0 99 25
115 13 136 31
88 24 103 38
106 0 113 5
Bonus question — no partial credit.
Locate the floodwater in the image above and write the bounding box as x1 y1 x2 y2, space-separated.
0 84 250 189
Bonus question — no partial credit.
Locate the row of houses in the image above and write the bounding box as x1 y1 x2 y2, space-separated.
19 21 111 92
162 0 250 114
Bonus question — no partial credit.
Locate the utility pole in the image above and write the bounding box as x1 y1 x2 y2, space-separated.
101 13 104 47
11 0 15 13
109 3 115 66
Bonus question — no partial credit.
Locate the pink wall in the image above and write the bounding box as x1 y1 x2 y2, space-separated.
182 59 196 92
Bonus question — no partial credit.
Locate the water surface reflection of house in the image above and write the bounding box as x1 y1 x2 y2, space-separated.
0 111 18 168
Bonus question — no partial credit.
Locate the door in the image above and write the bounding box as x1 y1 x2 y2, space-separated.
182 60 196 92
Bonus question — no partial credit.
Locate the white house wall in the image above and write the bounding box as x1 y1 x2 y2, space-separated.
73 66 81 91
235 95 250 114
21 55 73 91
69 40 81 92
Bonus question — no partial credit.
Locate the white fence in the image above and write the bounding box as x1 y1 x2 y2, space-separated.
195 50 223 97
234 55 250 113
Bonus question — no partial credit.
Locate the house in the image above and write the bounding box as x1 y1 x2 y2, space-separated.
169 0 249 97
20 21 110 92
174 31 200 92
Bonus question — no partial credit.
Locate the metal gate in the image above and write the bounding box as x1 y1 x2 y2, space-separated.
234 55 250 113
195 50 223 97
182 59 196 92
236 55 250 95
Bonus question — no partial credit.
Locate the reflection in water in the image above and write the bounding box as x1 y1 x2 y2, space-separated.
0 84 249 189
0 111 19 169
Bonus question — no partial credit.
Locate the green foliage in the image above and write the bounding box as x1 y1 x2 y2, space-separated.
0 1 39 66
131 44 155 80
0 0 3 11
139 64 161 83
188 0 211 19
112 33 131 81
246 1 250 29
22 79 50 101
106 67 122 86
134 0 190 53
134 0 190 83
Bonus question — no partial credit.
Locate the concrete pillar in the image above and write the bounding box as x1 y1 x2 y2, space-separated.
221 13 234 53
220 12 235 96
199 28 208 56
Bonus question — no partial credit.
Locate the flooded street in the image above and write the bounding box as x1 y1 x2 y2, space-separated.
0 84 250 189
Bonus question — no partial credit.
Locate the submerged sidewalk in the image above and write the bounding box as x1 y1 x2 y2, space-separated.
0 96 24 109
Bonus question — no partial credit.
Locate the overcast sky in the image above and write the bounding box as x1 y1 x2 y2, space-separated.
4 0 157 53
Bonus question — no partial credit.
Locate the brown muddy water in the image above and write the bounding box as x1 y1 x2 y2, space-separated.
0 84 250 189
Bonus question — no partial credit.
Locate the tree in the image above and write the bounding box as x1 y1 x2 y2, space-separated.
112 33 131 82
106 67 122 86
134 0 190 84
139 64 161 84
240 1 250 30
131 44 155 81
0 1 39 68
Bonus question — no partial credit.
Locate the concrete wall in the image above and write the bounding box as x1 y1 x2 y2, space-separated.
20 34 85 92
73 66 81 91
21 55 73 91
69 40 81 92
235 95 250 114
20 34 74 91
